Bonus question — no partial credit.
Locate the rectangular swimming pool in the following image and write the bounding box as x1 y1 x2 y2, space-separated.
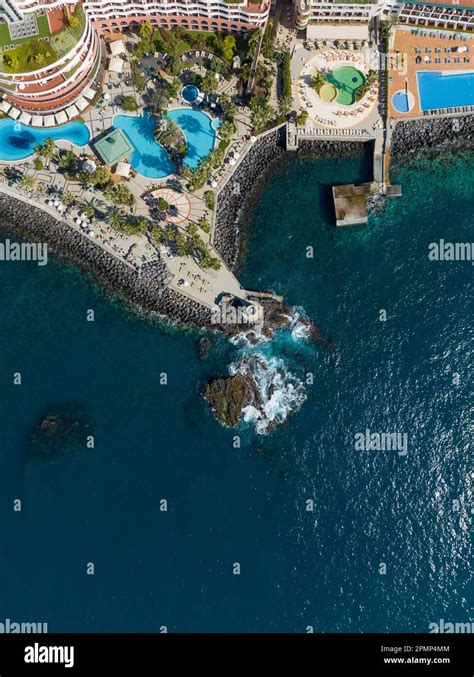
417 70 474 111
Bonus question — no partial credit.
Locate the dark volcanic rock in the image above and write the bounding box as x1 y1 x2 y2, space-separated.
213 126 287 272
0 193 214 330
203 354 307 432
390 114 474 167
27 404 94 458
203 370 262 428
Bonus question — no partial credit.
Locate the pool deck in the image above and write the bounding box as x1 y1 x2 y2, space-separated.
388 26 474 119
293 47 379 130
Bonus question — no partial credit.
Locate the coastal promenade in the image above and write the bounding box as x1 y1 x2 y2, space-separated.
0 176 255 316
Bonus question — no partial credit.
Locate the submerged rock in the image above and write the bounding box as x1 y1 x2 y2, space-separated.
198 336 213 360
27 404 94 459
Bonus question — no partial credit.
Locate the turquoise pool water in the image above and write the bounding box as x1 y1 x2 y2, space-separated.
392 91 410 113
113 108 218 179
0 119 90 161
417 70 474 111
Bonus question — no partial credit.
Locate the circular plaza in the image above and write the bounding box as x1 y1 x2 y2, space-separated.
297 51 378 128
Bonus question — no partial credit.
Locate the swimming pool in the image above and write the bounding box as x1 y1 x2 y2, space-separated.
0 119 90 162
392 89 415 114
181 84 200 104
327 66 365 106
417 70 474 111
113 108 218 179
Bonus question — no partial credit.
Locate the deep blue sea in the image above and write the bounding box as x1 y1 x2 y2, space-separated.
0 148 472 632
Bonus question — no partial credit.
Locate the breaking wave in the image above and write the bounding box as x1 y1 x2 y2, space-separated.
229 353 307 435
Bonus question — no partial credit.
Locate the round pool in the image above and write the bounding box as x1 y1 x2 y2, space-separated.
392 90 415 113
320 83 338 103
181 84 200 104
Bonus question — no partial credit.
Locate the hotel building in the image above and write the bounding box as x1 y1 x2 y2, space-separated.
294 0 382 41
0 0 270 116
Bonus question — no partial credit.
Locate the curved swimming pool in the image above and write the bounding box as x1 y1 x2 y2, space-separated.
0 119 90 161
328 66 365 106
113 108 218 179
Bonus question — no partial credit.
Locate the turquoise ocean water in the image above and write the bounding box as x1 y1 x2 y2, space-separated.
0 148 471 631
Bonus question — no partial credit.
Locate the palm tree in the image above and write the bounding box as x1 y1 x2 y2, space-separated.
192 34 207 51
139 20 153 49
35 137 56 168
150 89 169 117
240 62 251 83
155 118 183 149
105 206 126 231
218 120 234 142
20 174 37 191
61 191 76 206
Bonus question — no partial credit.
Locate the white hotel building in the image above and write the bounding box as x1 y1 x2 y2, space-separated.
0 0 270 116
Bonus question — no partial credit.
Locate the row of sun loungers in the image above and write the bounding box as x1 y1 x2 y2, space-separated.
181 51 214 62
424 105 474 116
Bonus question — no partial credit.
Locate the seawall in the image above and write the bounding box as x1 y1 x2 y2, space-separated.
214 131 370 272
390 114 474 166
0 192 213 330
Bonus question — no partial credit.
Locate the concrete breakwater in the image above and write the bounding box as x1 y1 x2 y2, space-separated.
214 131 370 272
0 192 213 329
391 114 474 165
214 126 287 272
297 139 370 157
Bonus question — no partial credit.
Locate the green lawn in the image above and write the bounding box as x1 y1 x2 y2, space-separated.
51 6 85 57
0 7 85 72
0 14 50 48
2 39 58 73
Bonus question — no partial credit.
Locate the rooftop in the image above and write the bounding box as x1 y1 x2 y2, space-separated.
94 128 134 166
332 183 372 226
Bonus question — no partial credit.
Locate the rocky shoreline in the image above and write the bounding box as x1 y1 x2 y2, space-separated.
1 114 471 335
0 192 214 330
390 114 474 166
213 125 287 272
213 131 371 273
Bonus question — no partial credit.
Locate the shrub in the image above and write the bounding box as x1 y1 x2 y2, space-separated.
203 190 215 210
282 52 292 101
104 183 135 206
297 110 308 125
198 216 210 233
122 95 138 112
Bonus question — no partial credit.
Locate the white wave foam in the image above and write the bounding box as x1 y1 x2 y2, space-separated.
290 307 313 342
230 354 307 434
228 327 271 347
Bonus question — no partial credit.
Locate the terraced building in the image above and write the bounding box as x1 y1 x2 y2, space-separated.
0 0 270 117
